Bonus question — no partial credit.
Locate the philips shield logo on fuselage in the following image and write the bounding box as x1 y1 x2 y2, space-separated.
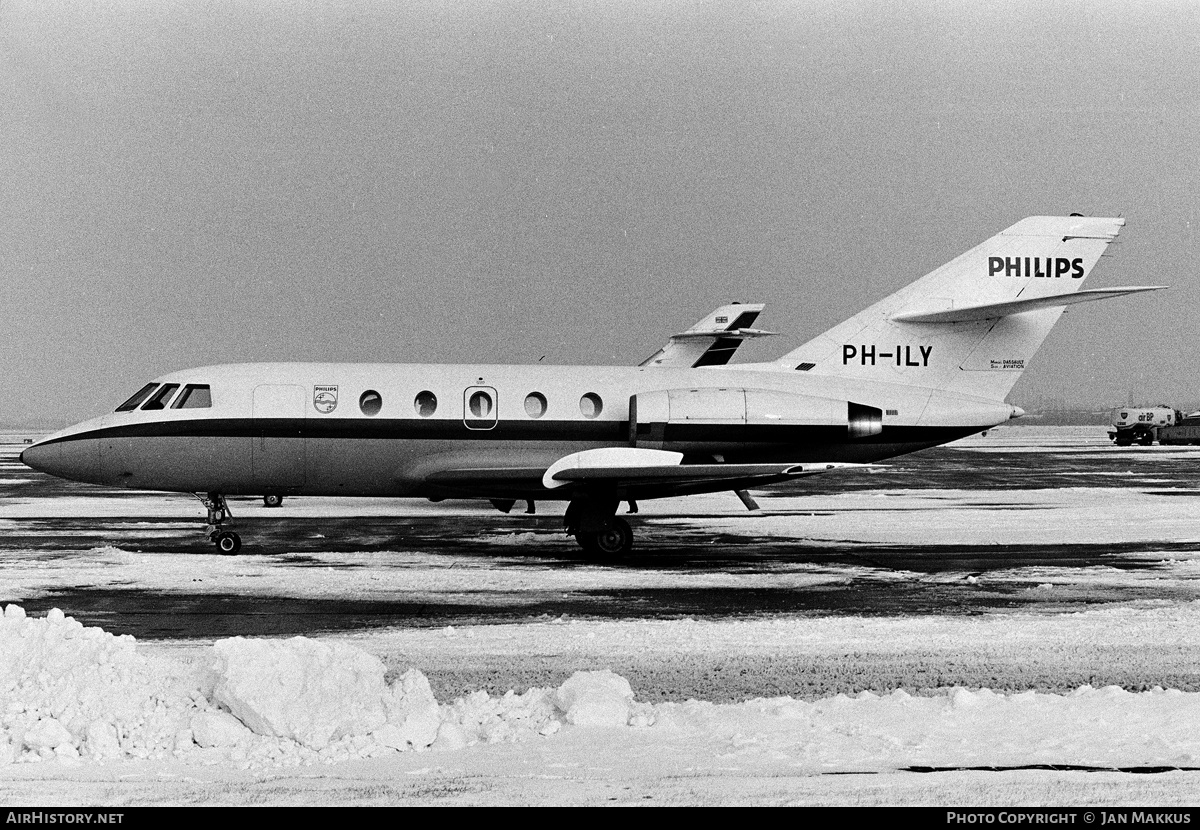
988 257 1084 278
313 385 338 413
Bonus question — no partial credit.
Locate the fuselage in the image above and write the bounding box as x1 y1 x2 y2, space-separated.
21 361 1016 502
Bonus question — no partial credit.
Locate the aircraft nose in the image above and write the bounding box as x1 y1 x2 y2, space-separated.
20 438 102 484
19 444 41 469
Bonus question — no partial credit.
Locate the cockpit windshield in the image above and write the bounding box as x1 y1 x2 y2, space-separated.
141 384 180 411
172 384 212 409
115 383 158 412
115 382 213 412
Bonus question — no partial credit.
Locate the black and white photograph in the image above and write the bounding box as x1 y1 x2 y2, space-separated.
2 0 1200 808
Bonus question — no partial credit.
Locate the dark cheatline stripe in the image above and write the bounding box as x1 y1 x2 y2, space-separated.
33 417 980 449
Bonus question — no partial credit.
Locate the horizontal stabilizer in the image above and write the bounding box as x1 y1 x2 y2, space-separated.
669 327 776 340
891 286 1167 324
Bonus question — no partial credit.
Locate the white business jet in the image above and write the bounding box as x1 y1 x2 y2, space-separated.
22 215 1161 556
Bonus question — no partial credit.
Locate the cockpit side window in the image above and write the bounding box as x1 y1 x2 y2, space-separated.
141 383 180 411
115 383 159 412
172 384 212 409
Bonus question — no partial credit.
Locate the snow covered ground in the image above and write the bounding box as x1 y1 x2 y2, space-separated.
4 426 1200 805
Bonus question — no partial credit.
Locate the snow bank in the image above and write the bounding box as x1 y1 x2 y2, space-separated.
0 607 643 767
6 607 1200 773
0 604 195 763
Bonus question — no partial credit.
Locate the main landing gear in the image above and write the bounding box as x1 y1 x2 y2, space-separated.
197 492 241 554
565 496 634 557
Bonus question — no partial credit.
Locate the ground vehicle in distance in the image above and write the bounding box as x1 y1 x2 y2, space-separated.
1109 406 1177 445
1158 411 1200 446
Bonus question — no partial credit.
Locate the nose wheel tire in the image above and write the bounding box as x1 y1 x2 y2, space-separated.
214 531 242 555
263 494 284 508
576 517 633 558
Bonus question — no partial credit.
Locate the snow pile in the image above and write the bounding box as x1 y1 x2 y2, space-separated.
555 668 635 726
0 607 640 767
0 605 198 763
7 607 1200 774
209 637 389 749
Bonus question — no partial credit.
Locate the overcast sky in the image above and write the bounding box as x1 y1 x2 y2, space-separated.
2 0 1198 425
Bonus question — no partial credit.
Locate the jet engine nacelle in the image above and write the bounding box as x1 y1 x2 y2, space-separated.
628 387 883 448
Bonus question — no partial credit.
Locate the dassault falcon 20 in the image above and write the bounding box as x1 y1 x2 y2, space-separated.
22 215 1162 556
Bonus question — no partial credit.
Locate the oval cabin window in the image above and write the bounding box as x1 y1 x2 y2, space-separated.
415 391 437 417
524 392 547 419
469 390 493 418
359 390 383 417
579 393 603 419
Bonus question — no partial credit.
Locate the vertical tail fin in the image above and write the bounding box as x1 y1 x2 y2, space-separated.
778 216 1135 400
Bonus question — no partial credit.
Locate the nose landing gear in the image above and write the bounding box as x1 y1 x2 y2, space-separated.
214 530 241 554
197 492 241 554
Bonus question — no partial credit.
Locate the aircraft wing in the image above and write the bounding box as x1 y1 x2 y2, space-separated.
640 303 776 368
547 460 858 498
542 447 862 499
421 449 863 501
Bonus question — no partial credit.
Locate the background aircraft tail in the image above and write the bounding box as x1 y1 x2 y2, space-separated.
775 215 1152 401
641 303 776 368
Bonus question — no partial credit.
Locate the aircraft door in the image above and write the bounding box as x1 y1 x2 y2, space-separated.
463 386 498 430
252 384 306 487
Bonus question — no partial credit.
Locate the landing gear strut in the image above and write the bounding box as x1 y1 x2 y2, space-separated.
565 496 633 557
197 492 241 554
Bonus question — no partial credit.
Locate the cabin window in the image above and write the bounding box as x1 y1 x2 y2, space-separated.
468 390 493 418
115 383 158 412
140 384 180 411
524 392 547 419
172 384 212 409
415 391 437 417
579 392 603 419
360 390 383 416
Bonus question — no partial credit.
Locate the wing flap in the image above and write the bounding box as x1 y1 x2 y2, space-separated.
421 448 865 500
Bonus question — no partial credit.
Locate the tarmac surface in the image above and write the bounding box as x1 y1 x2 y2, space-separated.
4 426 1200 648
5 424 1200 709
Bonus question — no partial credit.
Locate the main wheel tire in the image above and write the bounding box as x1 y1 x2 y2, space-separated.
263 494 283 508
215 531 242 555
576 517 633 557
